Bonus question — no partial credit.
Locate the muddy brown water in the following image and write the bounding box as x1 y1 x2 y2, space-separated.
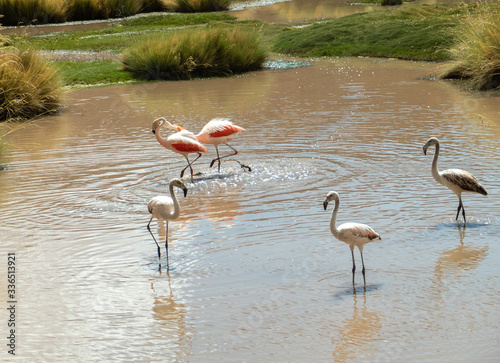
1 57 499 361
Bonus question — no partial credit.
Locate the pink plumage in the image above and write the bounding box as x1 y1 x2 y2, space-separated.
196 118 245 145
152 118 207 182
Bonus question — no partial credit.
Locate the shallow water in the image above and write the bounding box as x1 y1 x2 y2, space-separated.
1 57 499 361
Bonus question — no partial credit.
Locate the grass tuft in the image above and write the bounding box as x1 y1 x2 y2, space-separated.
439 3 500 90
65 0 109 21
0 49 63 121
173 0 230 13
122 27 267 80
0 0 66 26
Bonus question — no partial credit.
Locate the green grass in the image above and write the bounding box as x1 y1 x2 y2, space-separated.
273 4 464 61
10 13 238 53
4 2 499 91
122 26 267 80
56 60 136 86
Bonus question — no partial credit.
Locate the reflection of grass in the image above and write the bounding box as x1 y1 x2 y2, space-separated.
439 3 500 90
122 27 267 80
0 50 63 121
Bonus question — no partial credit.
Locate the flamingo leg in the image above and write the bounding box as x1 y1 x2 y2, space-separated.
165 221 169 270
350 248 356 286
210 144 251 172
147 216 161 259
180 153 202 182
456 198 466 224
360 250 366 288
209 146 222 172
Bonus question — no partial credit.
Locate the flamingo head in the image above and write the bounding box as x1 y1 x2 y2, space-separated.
423 137 439 155
152 117 166 134
170 178 188 197
164 121 186 132
323 191 339 210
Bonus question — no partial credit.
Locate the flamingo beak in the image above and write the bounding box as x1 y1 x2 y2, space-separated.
323 201 329 210
183 188 188 197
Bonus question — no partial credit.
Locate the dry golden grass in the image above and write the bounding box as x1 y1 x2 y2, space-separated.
0 50 63 121
439 3 500 90
122 27 267 80
0 0 170 25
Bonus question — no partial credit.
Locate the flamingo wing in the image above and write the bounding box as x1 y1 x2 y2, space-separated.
168 132 208 154
209 124 245 138
148 196 175 220
441 169 488 195
339 223 381 241
197 118 244 144
171 141 207 153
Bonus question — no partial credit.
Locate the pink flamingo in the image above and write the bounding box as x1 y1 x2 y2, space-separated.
196 118 250 172
152 117 207 182
323 191 382 288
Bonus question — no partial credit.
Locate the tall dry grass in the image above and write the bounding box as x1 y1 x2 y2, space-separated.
439 3 500 90
173 0 229 13
0 0 169 25
122 27 267 80
0 0 65 26
0 50 63 121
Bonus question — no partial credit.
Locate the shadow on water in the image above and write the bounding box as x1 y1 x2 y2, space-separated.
332 283 383 299
436 221 492 230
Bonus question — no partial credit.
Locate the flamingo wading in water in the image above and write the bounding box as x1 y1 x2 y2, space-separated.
152 117 207 182
195 118 251 173
323 191 382 288
423 137 488 224
147 178 188 268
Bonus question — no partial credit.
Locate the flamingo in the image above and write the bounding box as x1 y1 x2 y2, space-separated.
423 137 488 224
152 117 207 182
323 191 382 288
147 178 188 268
195 118 250 172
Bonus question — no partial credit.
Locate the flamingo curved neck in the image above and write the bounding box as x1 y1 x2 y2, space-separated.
155 127 169 148
330 199 342 239
169 183 181 220
431 142 441 182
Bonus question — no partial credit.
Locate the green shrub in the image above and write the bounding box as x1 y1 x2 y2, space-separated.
122 27 267 80
0 50 63 121
439 3 500 90
0 0 66 26
173 0 229 13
